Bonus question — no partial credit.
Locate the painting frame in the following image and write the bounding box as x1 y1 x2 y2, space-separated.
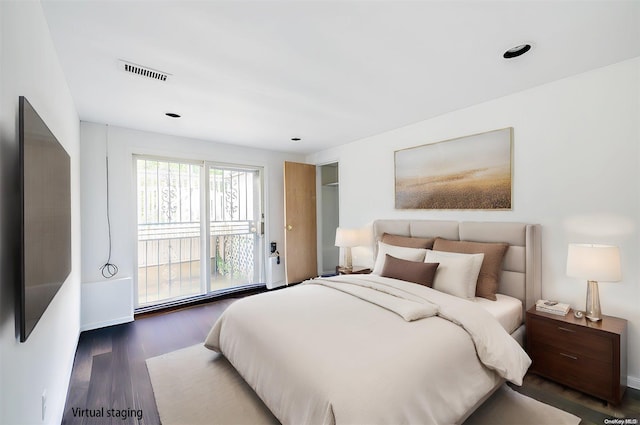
394 127 513 210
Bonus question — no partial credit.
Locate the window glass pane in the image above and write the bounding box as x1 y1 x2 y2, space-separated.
209 166 261 291
136 158 202 306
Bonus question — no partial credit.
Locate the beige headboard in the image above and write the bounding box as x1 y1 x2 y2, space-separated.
372 220 541 316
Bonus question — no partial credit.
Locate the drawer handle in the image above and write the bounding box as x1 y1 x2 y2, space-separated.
559 352 578 360
557 326 575 333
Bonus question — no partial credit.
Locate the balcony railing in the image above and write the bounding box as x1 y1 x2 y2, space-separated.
137 221 257 306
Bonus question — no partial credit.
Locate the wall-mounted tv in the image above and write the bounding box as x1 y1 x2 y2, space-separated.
19 96 71 342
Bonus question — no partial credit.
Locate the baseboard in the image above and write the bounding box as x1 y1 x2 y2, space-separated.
628 375 640 390
80 315 134 332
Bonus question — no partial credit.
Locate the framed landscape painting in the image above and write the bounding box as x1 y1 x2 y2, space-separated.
395 128 513 210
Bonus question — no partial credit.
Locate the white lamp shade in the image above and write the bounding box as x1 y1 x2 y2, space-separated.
566 243 622 282
335 227 360 247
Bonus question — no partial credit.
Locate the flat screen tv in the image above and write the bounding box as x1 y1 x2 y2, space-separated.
19 96 71 342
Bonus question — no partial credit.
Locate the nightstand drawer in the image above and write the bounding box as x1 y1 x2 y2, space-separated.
530 344 613 400
528 315 612 362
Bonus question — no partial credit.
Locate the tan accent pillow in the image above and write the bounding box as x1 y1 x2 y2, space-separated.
381 233 435 249
380 254 439 287
432 238 509 301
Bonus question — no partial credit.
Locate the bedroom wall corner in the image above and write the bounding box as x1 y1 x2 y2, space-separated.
0 2 81 424
306 57 640 389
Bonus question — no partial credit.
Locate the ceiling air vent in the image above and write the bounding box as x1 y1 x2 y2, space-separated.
119 60 170 82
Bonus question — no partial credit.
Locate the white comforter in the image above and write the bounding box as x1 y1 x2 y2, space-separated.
205 275 531 425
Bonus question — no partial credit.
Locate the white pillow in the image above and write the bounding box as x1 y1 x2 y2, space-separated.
372 241 428 275
425 250 484 299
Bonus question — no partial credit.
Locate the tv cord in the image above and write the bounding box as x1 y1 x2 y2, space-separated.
99 154 118 279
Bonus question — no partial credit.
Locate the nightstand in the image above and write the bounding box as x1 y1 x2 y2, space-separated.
526 306 627 405
336 266 371 275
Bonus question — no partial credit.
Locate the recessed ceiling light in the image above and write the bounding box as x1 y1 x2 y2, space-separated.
503 44 531 59
291 137 302 142
165 112 181 118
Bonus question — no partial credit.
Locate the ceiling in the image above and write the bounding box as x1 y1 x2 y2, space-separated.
41 1 640 154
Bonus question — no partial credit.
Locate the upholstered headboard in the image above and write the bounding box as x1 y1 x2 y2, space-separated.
372 220 541 316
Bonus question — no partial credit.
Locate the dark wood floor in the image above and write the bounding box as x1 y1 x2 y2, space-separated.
62 298 237 425
63 296 640 425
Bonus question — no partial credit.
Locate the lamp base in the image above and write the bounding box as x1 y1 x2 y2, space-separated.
585 280 602 322
339 247 353 272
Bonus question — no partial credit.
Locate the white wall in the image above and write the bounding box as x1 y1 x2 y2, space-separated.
0 2 81 424
80 122 304 317
307 57 640 388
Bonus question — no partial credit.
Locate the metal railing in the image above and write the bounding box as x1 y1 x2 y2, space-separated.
137 221 258 305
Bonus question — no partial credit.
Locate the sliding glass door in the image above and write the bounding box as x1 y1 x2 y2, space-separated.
209 166 262 290
136 157 263 308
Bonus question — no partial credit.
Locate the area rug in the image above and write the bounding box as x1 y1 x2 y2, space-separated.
146 344 580 425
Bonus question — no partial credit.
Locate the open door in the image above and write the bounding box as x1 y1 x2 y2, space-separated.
284 161 317 284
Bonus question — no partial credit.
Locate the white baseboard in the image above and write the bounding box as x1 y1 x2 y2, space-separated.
80 315 134 332
628 375 640 390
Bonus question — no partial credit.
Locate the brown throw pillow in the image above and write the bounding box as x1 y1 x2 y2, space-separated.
381 233 435 249
380 254 439 287
432 238 509 301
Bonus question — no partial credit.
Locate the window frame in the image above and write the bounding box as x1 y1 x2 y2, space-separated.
133 154 265 309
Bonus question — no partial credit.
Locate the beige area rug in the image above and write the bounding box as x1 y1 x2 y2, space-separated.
147 344 580 425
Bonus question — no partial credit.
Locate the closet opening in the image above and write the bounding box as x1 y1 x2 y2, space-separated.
318 162 339 276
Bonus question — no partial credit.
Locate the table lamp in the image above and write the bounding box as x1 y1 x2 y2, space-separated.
566 243 621 322
335 227 359 272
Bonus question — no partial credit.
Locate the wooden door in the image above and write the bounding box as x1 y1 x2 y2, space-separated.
284 161 317 284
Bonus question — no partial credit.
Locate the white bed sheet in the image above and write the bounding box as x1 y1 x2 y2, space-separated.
473 293 523 334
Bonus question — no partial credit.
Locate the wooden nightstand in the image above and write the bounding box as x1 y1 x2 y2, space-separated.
526 306 627 405
336 266 371 275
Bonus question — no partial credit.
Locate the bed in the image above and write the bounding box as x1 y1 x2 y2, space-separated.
205 219 541 425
